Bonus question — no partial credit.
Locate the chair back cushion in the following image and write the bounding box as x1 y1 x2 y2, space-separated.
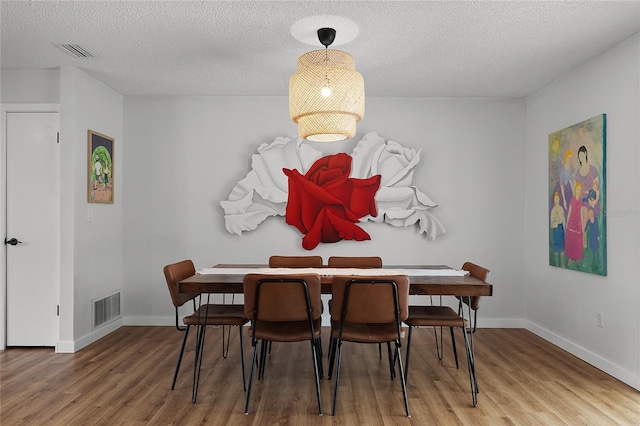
462 261 490 282
331 275 409 323
460 262 490 310
163 259 197 308
269 255 323 268
327 256 382 268
243 273 322 321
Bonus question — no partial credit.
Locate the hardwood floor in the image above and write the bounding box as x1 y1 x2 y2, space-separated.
1 326 639 425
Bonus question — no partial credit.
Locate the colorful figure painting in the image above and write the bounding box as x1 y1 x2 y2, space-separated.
548 114 606 275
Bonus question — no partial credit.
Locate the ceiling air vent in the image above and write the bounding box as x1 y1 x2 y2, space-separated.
54 43 97 58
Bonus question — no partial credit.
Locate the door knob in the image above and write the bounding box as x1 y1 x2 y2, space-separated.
4 238 22 246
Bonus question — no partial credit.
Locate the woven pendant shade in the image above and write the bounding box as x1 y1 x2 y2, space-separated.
289 49 364 142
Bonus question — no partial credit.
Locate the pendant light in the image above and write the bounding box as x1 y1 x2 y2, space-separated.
289 28 365 142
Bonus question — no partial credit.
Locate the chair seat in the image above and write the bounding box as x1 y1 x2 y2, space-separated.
330 320 404 343
250 319 322 342
184 304 248 326
404 305 468 328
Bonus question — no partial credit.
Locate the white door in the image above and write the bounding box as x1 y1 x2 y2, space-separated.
6 112 59 347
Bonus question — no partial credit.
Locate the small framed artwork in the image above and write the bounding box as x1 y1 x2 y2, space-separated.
548 114 606 276
87 129 114 204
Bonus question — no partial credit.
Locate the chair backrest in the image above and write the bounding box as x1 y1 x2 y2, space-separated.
268 255 323 268
163 259 198 308
330 275 409 324
459 261 490 311
327 256 382 268
243 273 322 322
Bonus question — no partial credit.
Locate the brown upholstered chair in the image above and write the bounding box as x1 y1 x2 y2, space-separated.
327 256 382 268
266 255 324 356
457 262 489 335
242 273 323 415
328 275 410 417
268 255 323 268
164 259 249 403
403 261 490 407
326 256 384 358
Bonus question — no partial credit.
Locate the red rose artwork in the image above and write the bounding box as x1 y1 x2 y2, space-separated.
283 153 381 250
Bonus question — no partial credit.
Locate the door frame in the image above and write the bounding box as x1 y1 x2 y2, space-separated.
1 104 60 350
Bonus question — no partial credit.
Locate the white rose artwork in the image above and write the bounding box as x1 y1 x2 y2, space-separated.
221 132 446 248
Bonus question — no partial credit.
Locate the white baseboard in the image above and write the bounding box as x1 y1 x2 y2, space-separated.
54 317 180 353
55 340 75 353
57 318 125 353
525 320 640 391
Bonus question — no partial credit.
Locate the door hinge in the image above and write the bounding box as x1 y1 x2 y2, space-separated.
57 305 60 316
57 132 60 143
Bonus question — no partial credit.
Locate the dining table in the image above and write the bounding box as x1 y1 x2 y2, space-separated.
178 263 491 408
178 264 493 297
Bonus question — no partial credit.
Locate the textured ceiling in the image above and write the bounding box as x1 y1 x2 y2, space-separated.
1 1 639 97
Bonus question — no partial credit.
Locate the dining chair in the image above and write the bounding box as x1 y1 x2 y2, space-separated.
402 261 490 407
242 273 324 416
163 259 249 403
266 255 323 357
328 274 410 417
326 256 384 359
268 255 323 268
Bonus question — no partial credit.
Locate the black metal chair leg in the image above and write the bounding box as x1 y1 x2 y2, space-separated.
192 324 207 403
244 340 259 414
317 336 323 359
404 326 413 382
171 325 190 390
395 341 411 417
331 339 343 416
191 325 202 403
315 338 324 379
239 326 247 391
387 341 395 379
460 326 478 407
259 340 268 379
310 339 323 415
450 327 459 369
328 335 337 379
434 326 443 360
222 325 232 358
466 305 479 394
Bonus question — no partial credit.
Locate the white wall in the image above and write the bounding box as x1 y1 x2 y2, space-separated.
58 67 124 351
123 96 525 327
0 69 60 104
524 34 640 389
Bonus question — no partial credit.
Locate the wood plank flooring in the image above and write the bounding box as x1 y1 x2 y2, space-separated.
1 327 639 425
